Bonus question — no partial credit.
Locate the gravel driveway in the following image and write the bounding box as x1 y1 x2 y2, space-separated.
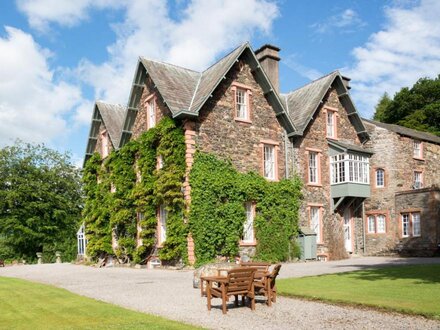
1 256 440 330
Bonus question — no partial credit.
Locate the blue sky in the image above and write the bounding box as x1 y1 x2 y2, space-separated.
1 0 440 167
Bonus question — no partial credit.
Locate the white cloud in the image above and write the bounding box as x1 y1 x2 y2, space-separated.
76 0 280 104
283 54 324 81
16 0 122 32
346 0 440 118
311 9 366 34
0 26 83 146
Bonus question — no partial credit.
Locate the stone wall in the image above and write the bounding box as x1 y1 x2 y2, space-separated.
194 60 287 179
293 87 363 259
363 121 440 255
395 187 440 256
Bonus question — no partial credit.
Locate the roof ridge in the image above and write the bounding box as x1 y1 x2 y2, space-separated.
201 42 248 73
140 57 200 73
286 70 339 96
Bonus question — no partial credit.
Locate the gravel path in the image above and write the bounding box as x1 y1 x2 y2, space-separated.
1 257 440 329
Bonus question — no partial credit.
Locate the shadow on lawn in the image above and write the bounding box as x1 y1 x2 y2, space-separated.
332 263 440 284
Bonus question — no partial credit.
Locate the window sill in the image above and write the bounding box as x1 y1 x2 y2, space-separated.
264 177 279 182
307 183 322 187
413 157 425 161
234 117 252 124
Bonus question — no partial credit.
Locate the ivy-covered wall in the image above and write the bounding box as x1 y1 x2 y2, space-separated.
189 152 302 267
82 118 187 264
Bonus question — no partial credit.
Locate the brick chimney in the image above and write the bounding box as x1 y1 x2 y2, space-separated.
255 44 280 93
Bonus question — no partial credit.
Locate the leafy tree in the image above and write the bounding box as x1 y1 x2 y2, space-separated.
373 76 440 136
0 141 82 262
373 92 392 122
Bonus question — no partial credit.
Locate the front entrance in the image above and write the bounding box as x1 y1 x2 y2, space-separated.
343 208 352 253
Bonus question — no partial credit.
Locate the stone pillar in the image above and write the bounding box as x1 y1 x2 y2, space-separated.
184 120 197 265
36 252 43 264
55 251 62 264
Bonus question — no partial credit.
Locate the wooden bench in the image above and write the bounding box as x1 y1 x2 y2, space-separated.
202 267 257 314
239 261 271 272
254 264 282 306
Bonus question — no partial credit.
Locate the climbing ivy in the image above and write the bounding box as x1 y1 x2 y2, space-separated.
82 117 186 264
188 152 302 267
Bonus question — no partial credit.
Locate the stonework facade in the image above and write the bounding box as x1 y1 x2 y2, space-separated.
194 60 287 179
85 42 440 264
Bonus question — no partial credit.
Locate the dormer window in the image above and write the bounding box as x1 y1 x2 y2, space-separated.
326 109 337 138
413 140 423 159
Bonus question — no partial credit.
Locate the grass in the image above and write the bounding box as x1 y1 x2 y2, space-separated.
0 277 201 330
277 264 440 319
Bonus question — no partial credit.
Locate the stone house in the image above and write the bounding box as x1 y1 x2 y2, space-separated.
362 119 440 256
83 42 440 263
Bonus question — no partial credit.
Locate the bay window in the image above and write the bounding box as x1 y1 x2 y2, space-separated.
331 153 369 184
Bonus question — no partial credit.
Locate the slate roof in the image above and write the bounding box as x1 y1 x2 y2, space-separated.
282 72 338 133
96 101 126 148
362 118 440 145
83 101 126 166
120 42 295 147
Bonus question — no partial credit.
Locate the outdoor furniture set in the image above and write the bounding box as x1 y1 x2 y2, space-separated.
200 261 281 314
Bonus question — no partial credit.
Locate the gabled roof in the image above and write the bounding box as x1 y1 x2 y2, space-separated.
362 118 440 145
119 42 296 147
281 71 369 141
84 101 126 166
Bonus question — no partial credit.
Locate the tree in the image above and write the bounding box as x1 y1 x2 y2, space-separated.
0 141 83 262
373 92 392 122
373 75 440 136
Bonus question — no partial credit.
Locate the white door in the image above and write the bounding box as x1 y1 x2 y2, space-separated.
343 208 352 253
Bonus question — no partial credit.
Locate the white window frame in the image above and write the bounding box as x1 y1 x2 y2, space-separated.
310 206 321 243
147 98 156 128
158 205 167 245
308 152 318 184
263 145 275 180
377 214 386 233
242 202 255 243
157 154 164 169
413 171 423 189
367 216 376 233
376 169 384 188
402 214 410 237
326 111 336 138
413 140 422 158
77 224 87 256
330 153 370 184
412 212 421 237
236 88 248 120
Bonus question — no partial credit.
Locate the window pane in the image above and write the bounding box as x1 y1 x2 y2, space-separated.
413 140 421 158
412 213 421 236
402 214 409 237
148 100 156 128
236 89 247 119
309 152 317 183
414 172 422 189
376 169 384 187
326 112 334 137
310 207 321 242
368 216 376 233
159 205 167 244
264 145 275 179
243 202 254 242
377 215 386 233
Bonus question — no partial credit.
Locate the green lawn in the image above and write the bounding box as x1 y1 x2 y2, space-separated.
0 277 201 330
277 264 440 319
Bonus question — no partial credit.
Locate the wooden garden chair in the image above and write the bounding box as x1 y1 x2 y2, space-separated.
202 267 257 314
0 259 4 267
254 264 281 306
